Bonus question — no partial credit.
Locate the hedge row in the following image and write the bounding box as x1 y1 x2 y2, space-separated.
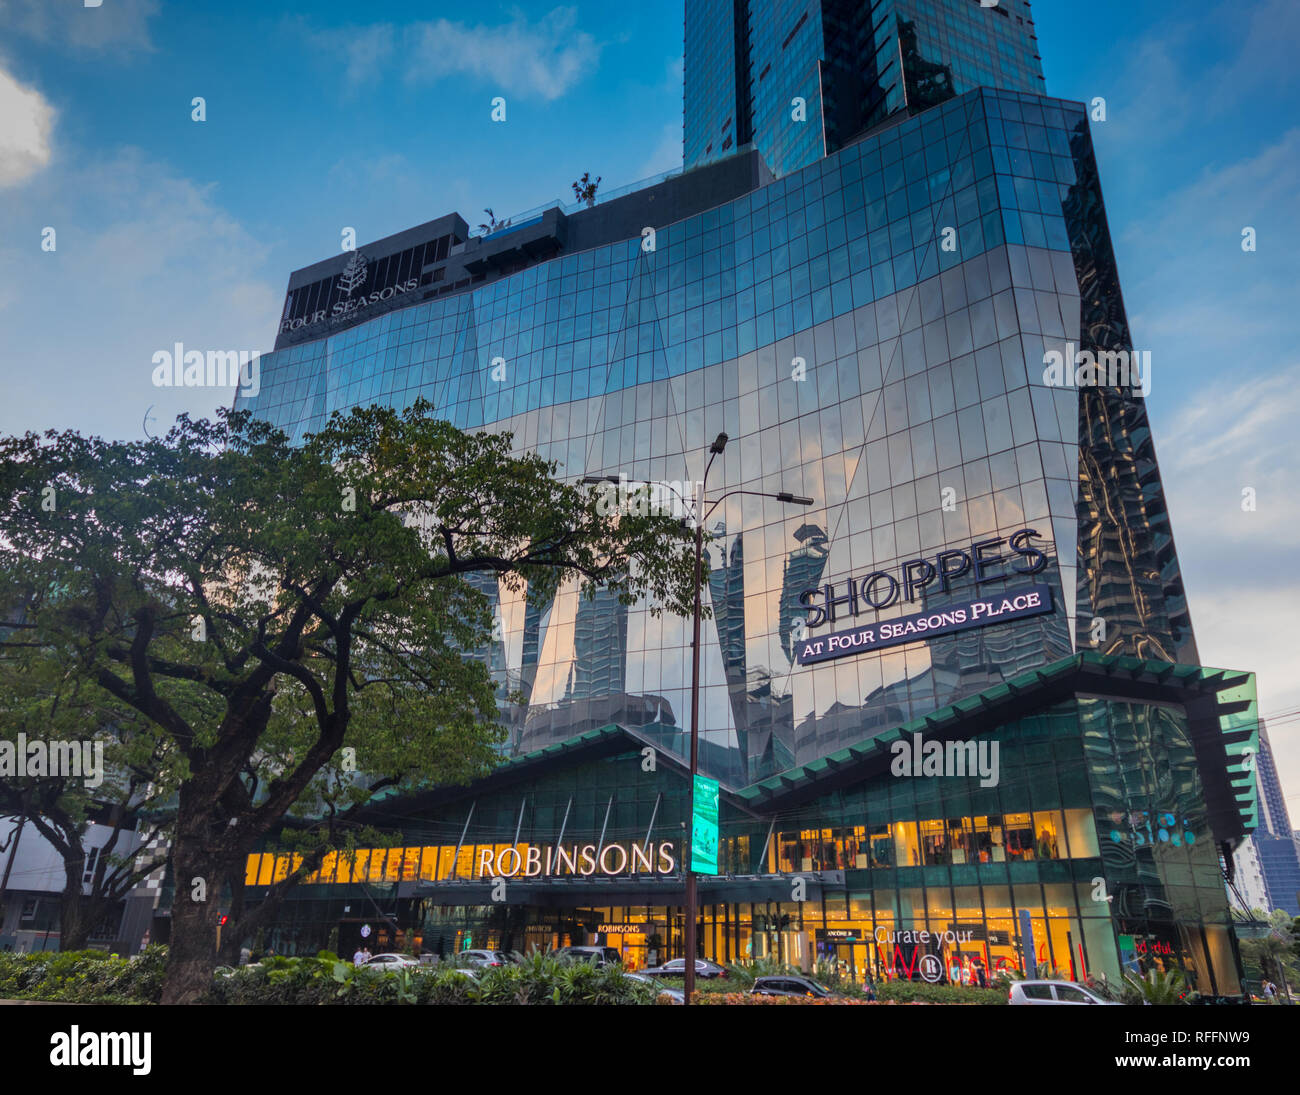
876 980 1007 1004
204 951 669 1005
0 946 167 1004
0 948 1009 1005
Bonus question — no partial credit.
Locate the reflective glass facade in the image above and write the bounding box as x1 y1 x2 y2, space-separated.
684 0 1046 177
241 87 1196 789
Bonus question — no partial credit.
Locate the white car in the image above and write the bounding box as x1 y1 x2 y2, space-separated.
363 953 420 969
1008 979 1120 1005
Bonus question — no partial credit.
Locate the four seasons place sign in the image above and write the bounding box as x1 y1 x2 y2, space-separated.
793 528 1055 666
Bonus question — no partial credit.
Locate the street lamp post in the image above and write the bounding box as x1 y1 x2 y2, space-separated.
586 436 814 1003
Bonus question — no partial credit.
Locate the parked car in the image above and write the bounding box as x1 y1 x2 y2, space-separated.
751 975 835 999
556 946 622 967
1008 980 1121 1005
363 953 420 970
458 949 511 969
641 957 727 979
625 971 685 1004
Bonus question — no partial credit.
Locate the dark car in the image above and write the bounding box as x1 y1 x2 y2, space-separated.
751 975 835 998
556 946 622 967
641 958 727 979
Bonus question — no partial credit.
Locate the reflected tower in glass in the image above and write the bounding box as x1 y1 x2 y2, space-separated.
685 0 1047 177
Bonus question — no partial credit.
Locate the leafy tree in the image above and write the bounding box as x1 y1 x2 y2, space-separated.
571 172 601 208
1241 934 1297 998
0 401 695 1002
0 602 172 949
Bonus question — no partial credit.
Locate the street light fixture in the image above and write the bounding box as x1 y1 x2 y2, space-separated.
582 441 814 1002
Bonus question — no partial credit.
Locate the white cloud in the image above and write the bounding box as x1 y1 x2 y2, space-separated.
1156 365 1300 790
0 0 159 53
0 65 54 186
1188 589 1300 795
297 8 602 104
405 7 601 101
0 147 281 440
666 55 684 92
1121 127 1300 259
1198 0 1300 120
307 22 395 92
635 122 682 181
1089 0 1300 151
1091 29 1193 150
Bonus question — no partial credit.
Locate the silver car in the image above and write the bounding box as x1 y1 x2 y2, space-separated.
625 971 685 1004
1008 979 1120 1005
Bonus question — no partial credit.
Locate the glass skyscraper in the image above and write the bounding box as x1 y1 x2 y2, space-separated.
234 1 1258 994
684 0 1046 177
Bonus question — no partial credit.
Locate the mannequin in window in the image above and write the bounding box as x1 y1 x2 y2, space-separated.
1036 828 1054 860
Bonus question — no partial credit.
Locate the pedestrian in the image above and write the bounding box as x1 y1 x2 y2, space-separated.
239 944 252 966
1264 980 1276 1003
353 944 367 967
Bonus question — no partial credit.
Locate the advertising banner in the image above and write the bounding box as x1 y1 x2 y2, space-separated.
690 774 720 874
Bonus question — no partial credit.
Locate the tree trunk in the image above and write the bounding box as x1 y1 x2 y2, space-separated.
160 838 229 1005
59 846 90 951
59 890 90 952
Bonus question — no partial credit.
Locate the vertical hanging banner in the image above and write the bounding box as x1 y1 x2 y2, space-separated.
1018 909 1036 977
691 775 720 874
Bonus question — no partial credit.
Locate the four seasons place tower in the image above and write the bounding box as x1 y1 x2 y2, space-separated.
236 0 1259 992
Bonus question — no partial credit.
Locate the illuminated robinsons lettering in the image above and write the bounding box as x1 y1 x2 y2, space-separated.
475 842 676 878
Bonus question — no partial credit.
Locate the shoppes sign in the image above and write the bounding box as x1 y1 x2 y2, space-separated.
793 528 1054 666
474 842 677 879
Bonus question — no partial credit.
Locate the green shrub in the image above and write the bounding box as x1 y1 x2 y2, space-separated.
0 946 165 1004
876 979 1006 1004
1122 968 1187 1005
202 948 660 1005
724 956 799 987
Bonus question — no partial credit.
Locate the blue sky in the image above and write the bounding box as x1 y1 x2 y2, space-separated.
1 0 1298 804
